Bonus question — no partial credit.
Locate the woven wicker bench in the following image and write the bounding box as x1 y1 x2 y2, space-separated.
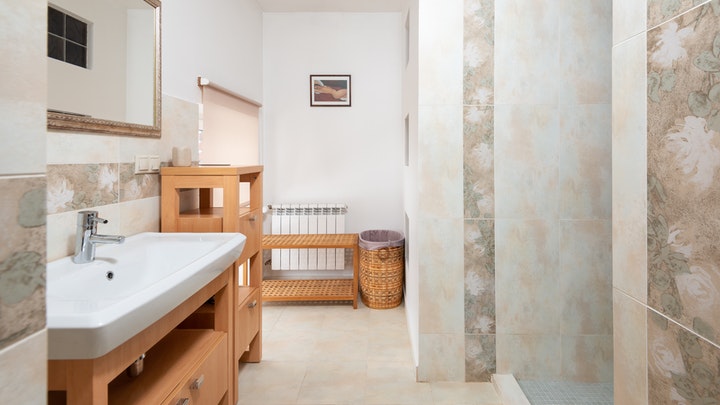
261 233 359 309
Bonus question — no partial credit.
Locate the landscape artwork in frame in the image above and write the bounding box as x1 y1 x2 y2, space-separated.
310 75 351 107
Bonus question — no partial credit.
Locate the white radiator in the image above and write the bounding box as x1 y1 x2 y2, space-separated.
269 203 347 270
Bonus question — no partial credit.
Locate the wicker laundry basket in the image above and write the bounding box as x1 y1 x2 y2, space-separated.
359 230 405 309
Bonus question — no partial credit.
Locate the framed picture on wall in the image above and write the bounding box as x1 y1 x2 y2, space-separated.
310 75 351 107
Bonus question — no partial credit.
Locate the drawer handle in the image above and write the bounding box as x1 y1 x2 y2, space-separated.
248 215 256 222
190 374 205 390
176 399 190 405
247 299 257 308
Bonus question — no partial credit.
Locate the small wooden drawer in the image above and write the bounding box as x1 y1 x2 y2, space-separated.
238 208 261 260
165 333 228 405
236 287 261 353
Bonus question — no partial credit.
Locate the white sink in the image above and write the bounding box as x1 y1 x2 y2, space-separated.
47 232 246 360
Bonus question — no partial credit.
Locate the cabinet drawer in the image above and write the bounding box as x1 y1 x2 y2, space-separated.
238 209 261 259
236 288 261 353
166 333 228 405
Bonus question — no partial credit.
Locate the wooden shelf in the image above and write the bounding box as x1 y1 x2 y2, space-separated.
262 279 355 303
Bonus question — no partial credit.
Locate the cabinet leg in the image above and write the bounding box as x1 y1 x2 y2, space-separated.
66 361 108 405
240 331 262 363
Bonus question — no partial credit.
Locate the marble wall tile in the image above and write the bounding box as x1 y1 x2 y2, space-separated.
558 0 612 104
464 219 495 334
47 133 120 165
559 220 612 335
418 105 464 219
561 335 613 382
418 0 463 106
612 33 647 224
463 106 494 219
496 334 562 380
494 104 559 220
613 0 647 45
494 0 560 105
613 218 649 303
495 219 560 335
613 289 648 404
159 94 201 163
417 333 465 382
419 218 464 335
0 0 46 176
0 330 47 404
47 164 119 215
648 0 716 29
559 104 612 220
0 176 46 349
647 309 720 403
119 163 159 201
463 0 494 106
118 197 161 236
647 4 720 346
465 334 496 382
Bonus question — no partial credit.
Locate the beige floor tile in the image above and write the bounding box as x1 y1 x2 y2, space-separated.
430 382 502 405
296 361 367 404
237 361 306 404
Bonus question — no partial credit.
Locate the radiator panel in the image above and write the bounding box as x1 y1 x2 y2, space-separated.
269 203 347 270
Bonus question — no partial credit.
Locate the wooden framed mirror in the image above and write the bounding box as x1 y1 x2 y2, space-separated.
47 0 161 138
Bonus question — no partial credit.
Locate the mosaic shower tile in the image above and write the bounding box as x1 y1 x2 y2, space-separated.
463 0 494 106
465 334 495 382
47 163 119 214
464 219 495 334
0 176 46 350
647 2 720 346
648 310 720 404
119 163 159 201
463 106 494 219
648 0 719 30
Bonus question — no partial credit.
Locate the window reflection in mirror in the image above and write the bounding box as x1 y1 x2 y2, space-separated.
47 0 160 137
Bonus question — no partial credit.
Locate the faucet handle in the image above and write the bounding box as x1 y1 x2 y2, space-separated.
77 211 108 229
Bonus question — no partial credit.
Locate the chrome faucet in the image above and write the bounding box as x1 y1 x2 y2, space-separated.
72 211 125 264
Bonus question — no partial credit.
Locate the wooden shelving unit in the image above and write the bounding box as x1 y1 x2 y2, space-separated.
160 165 263 405
261 233 359 309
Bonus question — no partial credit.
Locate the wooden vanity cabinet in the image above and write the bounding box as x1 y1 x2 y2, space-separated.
48 264 234 405
160 166 264 405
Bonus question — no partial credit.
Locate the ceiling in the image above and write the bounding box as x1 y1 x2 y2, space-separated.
255 0 408 12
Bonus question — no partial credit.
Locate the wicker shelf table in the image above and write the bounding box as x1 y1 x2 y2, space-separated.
261 234 359 309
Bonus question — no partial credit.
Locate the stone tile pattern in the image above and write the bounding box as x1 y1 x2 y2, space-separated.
47 163 159 215
646 1 720 402
0 177 46 350
464 0 496 382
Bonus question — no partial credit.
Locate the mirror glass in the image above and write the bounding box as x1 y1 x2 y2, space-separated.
47 0 160 138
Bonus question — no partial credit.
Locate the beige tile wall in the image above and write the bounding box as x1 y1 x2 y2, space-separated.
0 0 48 402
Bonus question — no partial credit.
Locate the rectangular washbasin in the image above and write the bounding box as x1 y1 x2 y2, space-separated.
47 232 246 359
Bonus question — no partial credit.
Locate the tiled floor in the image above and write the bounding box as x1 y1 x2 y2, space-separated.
237 301 502 405
517 380 613 405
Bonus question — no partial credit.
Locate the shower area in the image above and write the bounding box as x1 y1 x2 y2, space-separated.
462 0 614 402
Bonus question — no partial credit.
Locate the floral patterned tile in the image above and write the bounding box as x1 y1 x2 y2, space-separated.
463 106 494 219
47 163 119 214
647 2 720 346
119 163 159 202
464 0 494 106
648 0 720 30
648 310 720 403
0 176 46 350
464 219 495 335
465 334 496 382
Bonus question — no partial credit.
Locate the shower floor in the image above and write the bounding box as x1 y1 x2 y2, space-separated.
517 380 613 405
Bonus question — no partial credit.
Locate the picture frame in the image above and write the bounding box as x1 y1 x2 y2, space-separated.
310 74 351 107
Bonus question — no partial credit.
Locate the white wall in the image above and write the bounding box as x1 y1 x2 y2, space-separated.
162 0 263 104
403 1 420 368
262 12 405 233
